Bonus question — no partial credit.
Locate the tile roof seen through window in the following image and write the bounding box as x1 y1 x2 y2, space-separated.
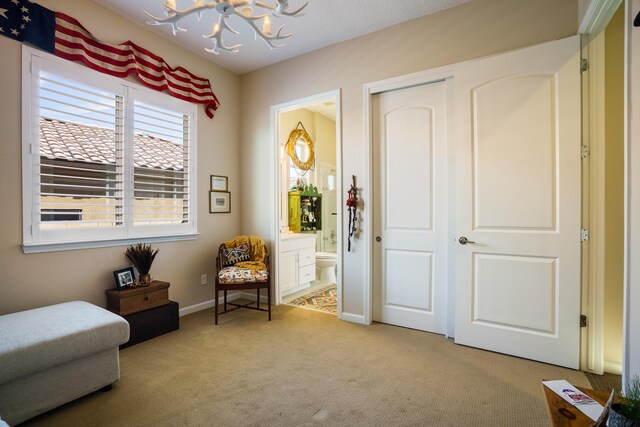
39 118 184 171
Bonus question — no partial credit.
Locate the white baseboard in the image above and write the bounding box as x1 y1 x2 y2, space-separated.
604 360 623 375
341 312 367 325
178 293 243 317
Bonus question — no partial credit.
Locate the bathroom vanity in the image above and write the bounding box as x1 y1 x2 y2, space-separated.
279 233 317 297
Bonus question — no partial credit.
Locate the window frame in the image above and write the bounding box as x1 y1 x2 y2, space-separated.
21 46 198 254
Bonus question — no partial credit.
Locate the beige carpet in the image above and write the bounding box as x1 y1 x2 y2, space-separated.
24 304 589 427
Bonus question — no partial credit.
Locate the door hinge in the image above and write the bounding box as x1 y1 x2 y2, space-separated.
581 228 589 242
580 58 589 72
580 314 588 328
581 145 590 159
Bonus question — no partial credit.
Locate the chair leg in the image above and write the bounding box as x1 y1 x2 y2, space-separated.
214 285 218 325
224 290 227 312
256 288 260 309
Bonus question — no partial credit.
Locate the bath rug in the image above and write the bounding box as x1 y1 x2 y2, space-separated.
287 284 337 314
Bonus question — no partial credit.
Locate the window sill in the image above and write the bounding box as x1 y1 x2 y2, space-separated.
22 233 199 254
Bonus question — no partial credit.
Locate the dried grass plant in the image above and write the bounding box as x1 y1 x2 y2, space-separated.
124 243 159 276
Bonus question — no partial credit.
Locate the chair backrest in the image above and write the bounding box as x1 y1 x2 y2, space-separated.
216 238 270 271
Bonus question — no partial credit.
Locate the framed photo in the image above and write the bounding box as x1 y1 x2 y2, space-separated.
210 175 228 192
209 191 231 213
113 267 135 290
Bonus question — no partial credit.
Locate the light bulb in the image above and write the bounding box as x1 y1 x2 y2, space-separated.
242 6 253 17
263 16 271 34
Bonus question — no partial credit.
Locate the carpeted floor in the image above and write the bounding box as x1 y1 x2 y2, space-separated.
287 284 337 314
24 305 590 426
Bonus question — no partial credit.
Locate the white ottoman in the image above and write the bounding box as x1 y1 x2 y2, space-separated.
0 301 129 425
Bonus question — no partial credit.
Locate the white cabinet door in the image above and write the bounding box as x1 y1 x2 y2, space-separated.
372 80 448 334
454 36 581 368
279 251 298 292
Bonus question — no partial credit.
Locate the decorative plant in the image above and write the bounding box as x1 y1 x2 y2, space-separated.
125 243 159 283
619 375 640 421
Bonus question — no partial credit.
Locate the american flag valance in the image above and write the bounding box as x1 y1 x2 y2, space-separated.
0 0 221 118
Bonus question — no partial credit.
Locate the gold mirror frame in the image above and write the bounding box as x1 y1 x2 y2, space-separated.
286 128 315 171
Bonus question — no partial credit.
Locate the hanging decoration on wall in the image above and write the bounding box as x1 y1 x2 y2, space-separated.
0 0 221 118
346 175 359 252
286 122 315 173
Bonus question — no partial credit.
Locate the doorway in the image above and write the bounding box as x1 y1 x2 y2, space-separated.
580 1 625 377
271 90 343 317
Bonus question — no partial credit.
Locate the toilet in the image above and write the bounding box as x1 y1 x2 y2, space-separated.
315 252 337 284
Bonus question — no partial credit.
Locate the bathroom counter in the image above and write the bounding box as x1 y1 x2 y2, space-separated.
280 233 317 241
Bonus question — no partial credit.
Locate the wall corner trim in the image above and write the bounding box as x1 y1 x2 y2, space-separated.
341 312 368 325
579 0 623 34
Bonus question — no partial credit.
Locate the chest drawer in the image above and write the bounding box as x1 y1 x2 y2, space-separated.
107 281 170 316
119 289 168 315
299 248 315 267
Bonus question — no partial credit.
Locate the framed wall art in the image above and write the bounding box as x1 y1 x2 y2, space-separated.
210 175 228 192
209 191 231 213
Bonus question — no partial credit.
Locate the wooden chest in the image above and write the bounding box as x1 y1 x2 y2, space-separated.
106 280 170 316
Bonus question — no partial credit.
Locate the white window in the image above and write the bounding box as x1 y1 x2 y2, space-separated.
22 47 197 253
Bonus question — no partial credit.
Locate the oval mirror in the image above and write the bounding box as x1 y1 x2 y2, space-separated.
295 138 311 163
286 128 314 171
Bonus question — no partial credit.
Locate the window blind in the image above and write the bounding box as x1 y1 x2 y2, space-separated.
38 71 124 230
132 100 190 226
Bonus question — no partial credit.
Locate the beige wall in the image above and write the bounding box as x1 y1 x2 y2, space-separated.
315 113 337 177
239 0 579 317
604 4 624 369
0 0 241 314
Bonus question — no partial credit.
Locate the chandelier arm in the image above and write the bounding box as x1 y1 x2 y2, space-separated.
144 11 186 35
144 3 218 35
253 1 278 11
203 15 242 54
230 0 252 7
247 21 291 48
238 11 270 21
253 0 307 16
276 0 308 17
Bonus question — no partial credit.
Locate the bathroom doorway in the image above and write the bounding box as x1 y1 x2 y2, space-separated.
271 90 342 317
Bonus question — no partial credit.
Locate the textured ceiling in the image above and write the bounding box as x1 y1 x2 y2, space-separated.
94 0 470 75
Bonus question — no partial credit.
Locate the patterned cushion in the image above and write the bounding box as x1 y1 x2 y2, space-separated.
218 267 269 284
222 243 250 266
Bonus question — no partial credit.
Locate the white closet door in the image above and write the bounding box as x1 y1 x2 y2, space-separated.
454 36 582 368
372 80 448 334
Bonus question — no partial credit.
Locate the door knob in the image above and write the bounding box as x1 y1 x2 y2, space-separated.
458 236 475 245
375 236 382 242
